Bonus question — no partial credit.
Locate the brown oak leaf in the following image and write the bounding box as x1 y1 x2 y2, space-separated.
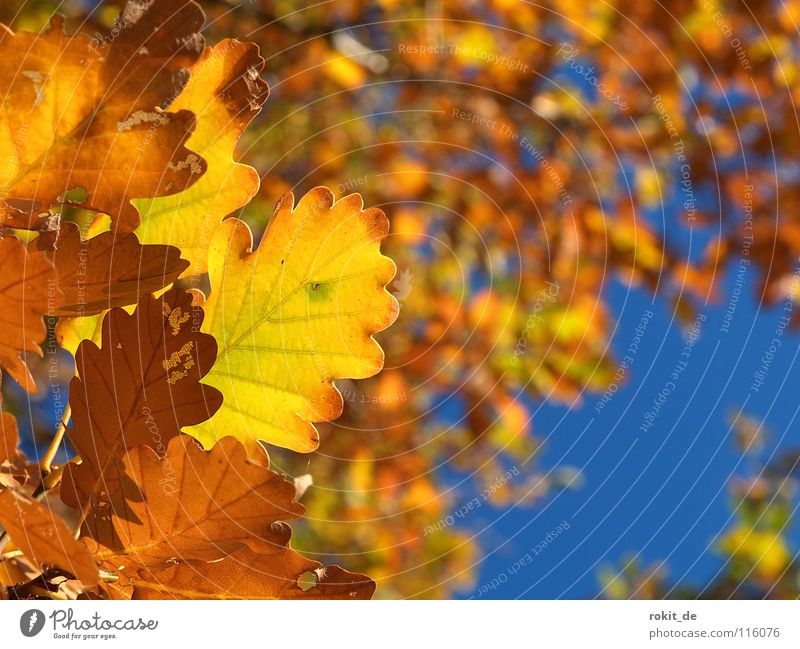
130 545 375 600
61 288 222 510
37 221 189 317
85 436 304 571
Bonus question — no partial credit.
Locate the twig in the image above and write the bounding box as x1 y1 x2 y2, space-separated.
99 570 119 583
0 549 22 560
40 405 71 476
0 531 10 554
32 463 68 500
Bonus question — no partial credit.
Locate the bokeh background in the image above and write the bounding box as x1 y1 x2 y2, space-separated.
4 0 800 598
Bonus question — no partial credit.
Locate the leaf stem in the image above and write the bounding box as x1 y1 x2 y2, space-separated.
40 405 71 476
0 549 22 560
32 463 68 500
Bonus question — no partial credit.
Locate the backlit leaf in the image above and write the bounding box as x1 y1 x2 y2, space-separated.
85 435 304 570
0 0 207 231
61 288 222 509
40 222 188 317
0 488 98 586
131 545 375 600
185 188 398 455
0 234 54 391
135 39 268 276
0 411 17 464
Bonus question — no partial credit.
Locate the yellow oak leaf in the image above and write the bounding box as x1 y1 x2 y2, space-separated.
134 39 268 276
184 188 398 454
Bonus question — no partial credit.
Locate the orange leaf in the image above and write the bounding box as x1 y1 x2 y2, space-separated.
0 235 54 391
0 489 98 586
0 0 207 231
131 545 375 600
85 436 304 570
0 410 35 492
0 411 17 464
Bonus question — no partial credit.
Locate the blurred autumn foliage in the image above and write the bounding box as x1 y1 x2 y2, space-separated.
3 0 800 598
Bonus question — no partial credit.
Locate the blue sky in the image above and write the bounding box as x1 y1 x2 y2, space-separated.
459 261 800 598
